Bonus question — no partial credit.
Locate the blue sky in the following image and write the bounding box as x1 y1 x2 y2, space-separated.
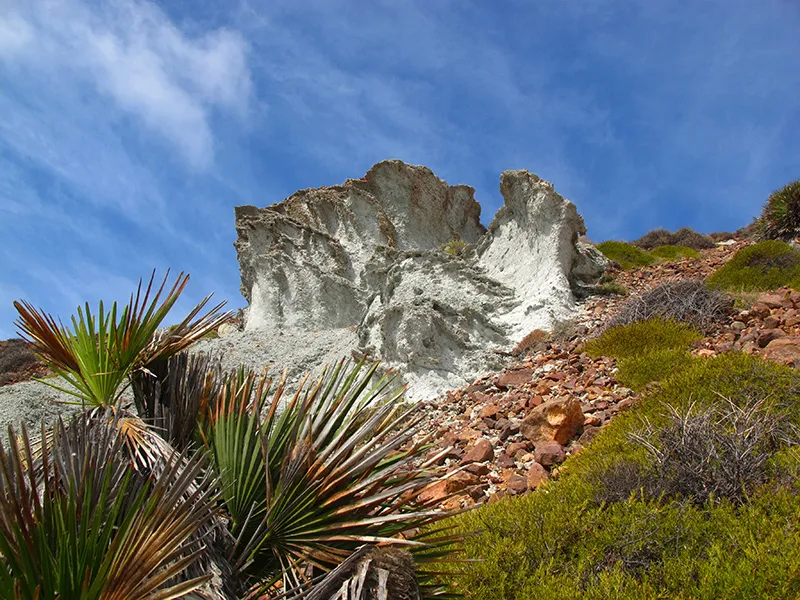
1 0 799 339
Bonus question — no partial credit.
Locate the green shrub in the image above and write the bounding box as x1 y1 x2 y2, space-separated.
649 245 700 260
583 318 702 360
706 240 800 291
439 353 800 600
756 179 800 241
615 348 693 391
593 275 628 297
441 237 470 257
596 241 654 270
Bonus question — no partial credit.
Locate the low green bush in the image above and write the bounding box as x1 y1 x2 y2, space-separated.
649 245 700 260
583 319 702 360
707 240 800 291
441 237 470 257
615 348 693 391
596 241 654 270
593 275 628 296
756 179 800 241
440 353 800 600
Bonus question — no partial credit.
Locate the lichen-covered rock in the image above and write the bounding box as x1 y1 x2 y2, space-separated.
233 160 605 400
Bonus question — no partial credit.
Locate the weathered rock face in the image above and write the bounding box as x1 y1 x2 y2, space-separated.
234 160 605 400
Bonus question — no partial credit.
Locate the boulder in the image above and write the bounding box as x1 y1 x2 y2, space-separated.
758 328 787 348
526 463 550 489
520 397 584 444
461 438 494 464
232 160 605 400
534 440 566 467
761 336 800 367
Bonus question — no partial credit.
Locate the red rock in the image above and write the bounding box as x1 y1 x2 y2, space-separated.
761 336 800 367
495 453 516 468
506 441 531 457
464 462 490 476
445 470 480 494
786 316 800 328
534 440 565 467
764 315 782 329
461 438 494 464
750 303 771 318
469 484 490 501
418 481 448 504
759 293 785 309
506 474 529 495
584 414 602 427
758 328 787 348
479 403 501 418
527 463 550 489
494 368 534 389
455 428 481 442
578 426 601 445
528 395 545 408
520 397 584 444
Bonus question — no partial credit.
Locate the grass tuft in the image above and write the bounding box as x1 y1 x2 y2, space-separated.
596 241 654 270
615 348 693 391
649 245 700 260
584 318 702 360
707 240 800 291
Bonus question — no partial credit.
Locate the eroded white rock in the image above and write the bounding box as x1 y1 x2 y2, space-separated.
233 160 605 400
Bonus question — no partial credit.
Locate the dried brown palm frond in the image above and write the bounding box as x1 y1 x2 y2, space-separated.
0 410 218 600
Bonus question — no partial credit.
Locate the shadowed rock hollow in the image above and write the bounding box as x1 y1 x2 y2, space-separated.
232 160 605 400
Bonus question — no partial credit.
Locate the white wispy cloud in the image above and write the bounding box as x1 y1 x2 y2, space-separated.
0 0 252 169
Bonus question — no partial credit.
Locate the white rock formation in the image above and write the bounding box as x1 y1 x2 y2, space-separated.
233 160 605 400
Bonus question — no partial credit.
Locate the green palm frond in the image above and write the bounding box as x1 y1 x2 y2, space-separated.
0 411 218 600
13 270 231 407
201 360 459 597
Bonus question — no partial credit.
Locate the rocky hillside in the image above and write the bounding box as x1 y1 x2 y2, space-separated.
409 238 800 508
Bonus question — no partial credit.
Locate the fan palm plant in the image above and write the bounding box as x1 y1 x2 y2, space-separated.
195 360 458 597
13 271 231 469
13 270 231 408
0 410 218 600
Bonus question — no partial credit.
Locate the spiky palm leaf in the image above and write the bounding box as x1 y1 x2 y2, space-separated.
0 411 218 600
13 270 232 407
131 351 221 452
200 360 459 597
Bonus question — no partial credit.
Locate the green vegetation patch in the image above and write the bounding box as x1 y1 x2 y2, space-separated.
756 179 800 241
649 244 700 261
707 240 800 292
592 275 627 297
596 241 655 270
615 347 693 391
584 318 702 360
441 237 470 257
440 353 800 600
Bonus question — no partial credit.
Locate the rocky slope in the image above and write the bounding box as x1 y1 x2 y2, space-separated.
409 239 800 509
233 160 606 399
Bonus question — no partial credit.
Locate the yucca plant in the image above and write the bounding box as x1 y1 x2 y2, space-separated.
756 179 800 241
0 411 218 600
197 360 457 597
13 270 232 407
